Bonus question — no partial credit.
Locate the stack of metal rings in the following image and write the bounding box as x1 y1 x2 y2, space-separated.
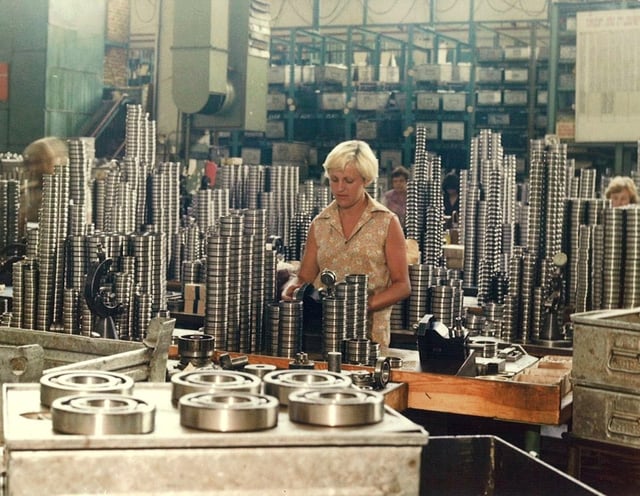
322 296 345 358
277 300 303 358
205 234 231 349
602 207 624 309
624 208 640 307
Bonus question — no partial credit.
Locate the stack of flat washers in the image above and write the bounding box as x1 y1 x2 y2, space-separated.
624 207 640 308
574 224 593 313
205 233 231 349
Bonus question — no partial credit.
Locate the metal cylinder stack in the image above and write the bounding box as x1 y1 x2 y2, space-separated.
0 179 20 253
405 125 443 267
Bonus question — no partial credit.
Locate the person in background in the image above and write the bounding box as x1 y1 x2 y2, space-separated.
20 137 68 233
282 140 411 348
605 176 638 208
442 171 460 217
382 165 410 227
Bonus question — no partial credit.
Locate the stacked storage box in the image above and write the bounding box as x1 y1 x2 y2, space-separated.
571 308 640 448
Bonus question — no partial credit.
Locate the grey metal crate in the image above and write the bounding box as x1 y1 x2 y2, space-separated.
572 308 640 393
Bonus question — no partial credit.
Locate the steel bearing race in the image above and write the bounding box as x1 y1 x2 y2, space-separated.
51 394 155 435
262 370 352 406
243 363 277 379
179 392 279 432
171 370 262 404
288 389 385 427
373 357 391 390
40 370 135 407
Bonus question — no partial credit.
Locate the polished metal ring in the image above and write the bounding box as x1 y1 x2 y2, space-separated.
243 363 277 379
171 370 262 404
179 392 279 432
288 389 385 426
373 357 391 390
51 394 155 435
40 370 135 407
262 370 352 405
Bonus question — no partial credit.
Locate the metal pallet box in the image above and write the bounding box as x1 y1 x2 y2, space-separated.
572 308 640 393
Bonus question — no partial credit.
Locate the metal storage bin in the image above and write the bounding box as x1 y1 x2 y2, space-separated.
572 308 640 393
2 383 428 495
573 383 640 448
421 435 601 495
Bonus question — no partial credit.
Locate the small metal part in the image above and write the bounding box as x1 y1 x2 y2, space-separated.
289 352 315 370
179 392 279 432
40 370 135 408
373 357 391 390
243 363 277 379
263 369 352 405
350 369 375 389
288 389 385 427
51 394 155 435
218 353 250 370
177 334 214 369
327 352 342 373
387 356 404 369
171 369 262 404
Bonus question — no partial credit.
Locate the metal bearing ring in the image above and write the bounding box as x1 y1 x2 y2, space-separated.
387 356 404 369
51 394 155 435
171 370 262 404
179 392 279 432
40 370 135 407
288 389 385 426
243 363 277 379
373 357 391 390
262 370 352 405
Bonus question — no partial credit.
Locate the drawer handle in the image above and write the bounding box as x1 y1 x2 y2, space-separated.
608 412 640 438
607 348 640 374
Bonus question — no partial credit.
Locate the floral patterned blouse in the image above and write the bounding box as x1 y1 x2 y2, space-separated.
311 193 395 346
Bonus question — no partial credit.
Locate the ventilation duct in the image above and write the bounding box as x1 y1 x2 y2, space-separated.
171 0 270 131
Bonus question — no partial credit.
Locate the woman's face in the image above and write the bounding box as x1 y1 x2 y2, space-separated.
611 188 631 207
392 176 407 193
329 163 366 209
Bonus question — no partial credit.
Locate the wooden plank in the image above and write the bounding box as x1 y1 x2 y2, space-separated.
391 368 570 425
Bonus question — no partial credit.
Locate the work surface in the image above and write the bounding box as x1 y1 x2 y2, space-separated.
188 347 573 427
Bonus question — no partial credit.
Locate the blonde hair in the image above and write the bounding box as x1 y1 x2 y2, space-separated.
605 176 638 204
323 140 378 186
23 137 68 175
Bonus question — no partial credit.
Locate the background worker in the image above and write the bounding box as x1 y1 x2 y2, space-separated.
382 165 410 227
20 137 69 233
605 176 638 207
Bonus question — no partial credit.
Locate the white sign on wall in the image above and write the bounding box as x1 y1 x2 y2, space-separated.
575 9 640 142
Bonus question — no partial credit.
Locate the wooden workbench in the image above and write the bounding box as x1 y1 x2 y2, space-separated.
170 347 572 427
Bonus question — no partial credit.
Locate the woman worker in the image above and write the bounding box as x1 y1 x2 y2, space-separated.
19 137 68 233
282 140 411 348
605 176 638 208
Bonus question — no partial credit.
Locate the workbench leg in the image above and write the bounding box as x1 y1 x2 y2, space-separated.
525 427 541 455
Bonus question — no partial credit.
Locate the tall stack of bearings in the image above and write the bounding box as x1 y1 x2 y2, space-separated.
130 229 167 316
623 208 640 308
35 164 69 330
0 179 19 252
11 260 24 328
277 300 303 358
242 209 269 352
601 207 624 309
204 233 231 349
267 165 300 257
220 214 244 352
322 296 345 358
151 161 181 266
573 225 591 313
67 138 92 227
195 188 230 237
343 274 369 340
406 264 432 330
